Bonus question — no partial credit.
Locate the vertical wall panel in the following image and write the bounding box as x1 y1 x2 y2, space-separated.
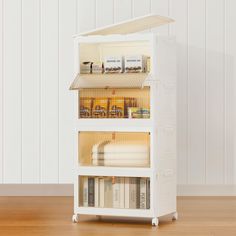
0 0 3 183
205 0 225 184
225 0 236 184
170 0 188 184
58 0 76 183
21 0 40 183
41 0 59 183
114 0 132 23
132 0 150 33
0 0 235 187
96 0 114 28
3 0 22 183
132 0 150 17
77 0 95 33
188 0 206 184
151 0 169 35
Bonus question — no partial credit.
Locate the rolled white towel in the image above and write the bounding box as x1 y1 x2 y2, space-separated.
92 159 149 167
104 141 149 153
91 140 111 154
92 152 149 160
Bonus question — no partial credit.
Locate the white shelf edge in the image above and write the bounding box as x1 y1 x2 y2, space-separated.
76 119 153 132
70 73 152 90
76 207 153 218
76 126 152 132
76 166 153 177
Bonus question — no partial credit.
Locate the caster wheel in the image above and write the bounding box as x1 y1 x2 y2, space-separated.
72 214 79 223
152 217 159 226
172 212 178 221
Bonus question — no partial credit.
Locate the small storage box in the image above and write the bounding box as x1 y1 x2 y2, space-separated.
124 55 145 73
104 56 123 73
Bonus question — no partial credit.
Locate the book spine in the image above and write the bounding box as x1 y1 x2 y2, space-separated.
88 177 95 207
104 178 113 208
146 178 150 209
99 177 105 208
112 177 120 208
95 177 99 207
124 177 130 209
129 177 137 209
136 178 140 209
119 177 125 208
83 177 88 207
140 178 147 209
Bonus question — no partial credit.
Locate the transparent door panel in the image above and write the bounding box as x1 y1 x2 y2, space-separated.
79 175 150 209
79 88 150 119
79 132 150 167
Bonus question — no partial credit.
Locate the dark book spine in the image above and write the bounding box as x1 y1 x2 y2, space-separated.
88 177 95 207
136 178 140 209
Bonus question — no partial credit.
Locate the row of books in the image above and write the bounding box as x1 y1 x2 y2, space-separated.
81 177 150 209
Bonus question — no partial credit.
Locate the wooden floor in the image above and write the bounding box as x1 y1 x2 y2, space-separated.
0 197 235 236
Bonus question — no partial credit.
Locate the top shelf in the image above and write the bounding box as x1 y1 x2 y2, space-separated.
69 73 154 90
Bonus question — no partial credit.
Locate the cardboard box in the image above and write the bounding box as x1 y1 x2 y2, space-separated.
124 55 145 73
124 97 137 118
128 107 150 119
108 97 125 118
80 97 93 118
80 62 92 74
92 61 103 74
92 97 108 118
104 56 123 73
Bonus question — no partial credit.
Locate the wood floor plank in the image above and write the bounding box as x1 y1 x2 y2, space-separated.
0 197 235 236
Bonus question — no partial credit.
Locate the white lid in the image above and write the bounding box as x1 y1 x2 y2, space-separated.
69 73 152 90
78 14 174 36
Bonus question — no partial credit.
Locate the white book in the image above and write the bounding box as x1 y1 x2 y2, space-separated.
124 178 130 209
113 177 120 208
99 177 105 208
104 178 113 208
140 178 147 209
119 177 125 208
129 178 138 209
112 177 120 208
83 176 88 207
95 177 99 207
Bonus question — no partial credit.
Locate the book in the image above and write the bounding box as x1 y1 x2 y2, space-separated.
140 178 147 209
88 177 95 207
119 177 125 208
95 177 99 207
129 177 140 209
83 176 88 207
146 178 150 209
124 178 130 209
113 177 120 208
99 177 105 208
104 177 113 208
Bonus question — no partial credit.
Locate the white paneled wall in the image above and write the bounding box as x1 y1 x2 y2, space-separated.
0 0 235 186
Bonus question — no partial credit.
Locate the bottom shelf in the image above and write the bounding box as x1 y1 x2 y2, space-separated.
75 207 153 218
79 176 150 210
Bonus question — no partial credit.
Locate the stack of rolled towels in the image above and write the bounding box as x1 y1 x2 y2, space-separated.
92 140 149 167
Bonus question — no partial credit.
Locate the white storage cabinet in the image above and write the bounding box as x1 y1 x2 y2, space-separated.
70 14 177 226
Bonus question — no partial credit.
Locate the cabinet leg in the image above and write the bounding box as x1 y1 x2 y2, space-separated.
72 214 79 223
152 217 159 226
172 212 178 221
